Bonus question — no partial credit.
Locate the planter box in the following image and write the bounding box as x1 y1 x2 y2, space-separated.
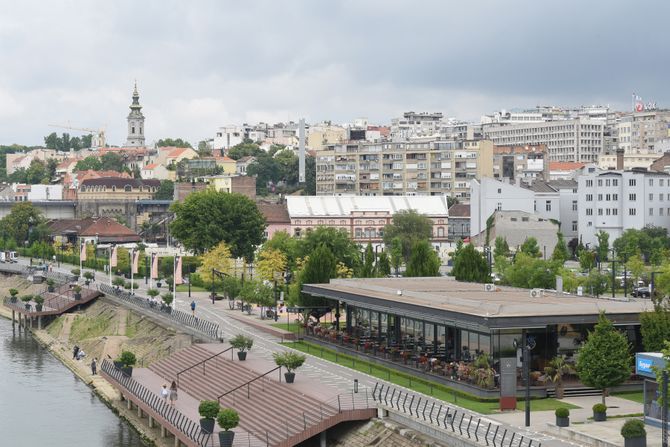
593 412 606 422
199 418 215 434
219 432 235 447
284 372 295 383
556 416 569 427
237 351 247 361
624 437 646 447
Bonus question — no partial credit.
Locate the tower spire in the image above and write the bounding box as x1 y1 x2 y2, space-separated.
126 82 145 147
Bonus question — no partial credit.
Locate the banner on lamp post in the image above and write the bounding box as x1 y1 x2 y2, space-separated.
132 250 140 274
151 253 159 279
174 256 183 285
110 246 118 268
80 240 87 262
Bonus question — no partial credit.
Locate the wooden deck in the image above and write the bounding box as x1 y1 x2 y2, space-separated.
4 284 102 318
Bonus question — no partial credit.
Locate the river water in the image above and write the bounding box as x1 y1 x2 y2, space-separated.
0 317 144 446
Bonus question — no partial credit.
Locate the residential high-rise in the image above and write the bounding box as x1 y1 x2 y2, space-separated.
315 138 493 200
126 82 146 147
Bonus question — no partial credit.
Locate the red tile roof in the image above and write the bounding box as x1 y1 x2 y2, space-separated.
448 203 470 218
257 202 290 224
47 217 140 242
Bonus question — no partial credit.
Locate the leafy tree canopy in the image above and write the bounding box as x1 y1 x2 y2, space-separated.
519 237 542 258
43 132 92 151
382 210 433 262
256 248 288 282
197 241 233 283
576 313 631 404
493 236 510 259
74 152 127 173
613 226 670 264
170 190 266 259
298 244 337 307
0 202 46 245
551 232 570 264
154 180 174 200
406 240 441 277
227 140 263 160
297 226 361 272
157 138 192 148
452 243 489 283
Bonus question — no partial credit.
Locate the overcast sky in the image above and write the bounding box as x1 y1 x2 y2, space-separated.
0 0 667 147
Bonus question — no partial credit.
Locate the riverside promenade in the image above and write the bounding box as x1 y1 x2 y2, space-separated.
11 257 660 447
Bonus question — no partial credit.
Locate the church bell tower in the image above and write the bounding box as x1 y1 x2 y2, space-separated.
126 82 146 147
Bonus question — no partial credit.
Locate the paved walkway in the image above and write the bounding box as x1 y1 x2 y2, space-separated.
24 257 659 447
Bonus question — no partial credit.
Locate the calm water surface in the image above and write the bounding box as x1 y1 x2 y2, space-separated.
0 317 144 446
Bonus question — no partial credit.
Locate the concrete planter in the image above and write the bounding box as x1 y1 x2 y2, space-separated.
218 431 235 447
624 436 646 447
199 418 215 434
237 351 247 361
593 412 606 422
284 372 295 383
556 416 569 427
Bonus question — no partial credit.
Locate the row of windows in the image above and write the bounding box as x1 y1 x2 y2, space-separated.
83 185 155 193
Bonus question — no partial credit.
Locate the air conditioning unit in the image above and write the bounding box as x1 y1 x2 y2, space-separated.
484 283 495 292
529 288 544 298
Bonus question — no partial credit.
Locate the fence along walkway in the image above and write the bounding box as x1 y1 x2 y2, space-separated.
372 383 543 447
100 360 212 447
98 284 220 341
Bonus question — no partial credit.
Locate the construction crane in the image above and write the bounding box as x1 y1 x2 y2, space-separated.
49 123 106 149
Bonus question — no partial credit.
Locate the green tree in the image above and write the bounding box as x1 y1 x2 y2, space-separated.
520 237 542 258
261 230 300 271
452 244 489 283
596 230 609 262
228 140 263 160
389 237 403 275
25 159 48 184
157 138 192 148
640 308 670 352
170 190 266 259
100 152 127 172
576 313 632 405
377 252 391 277
298 244 337 307
493 236 510 259
382 210 433 263
297 226 361 273
0 202 45 245
406 240 441 277
579 250 596 271
551 232 569 263
361 242 376 278
154 180 174 200
246 152 280 195
304 155 316 195
44 132 60 149
74 155 103 171
504 253 557 289
197 140 212 155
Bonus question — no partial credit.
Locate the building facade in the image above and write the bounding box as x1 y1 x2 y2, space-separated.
616 110 670 154
316 139 493 200
577 169 670 246
79 178 159 201
492 144 548 184
483 117 605 163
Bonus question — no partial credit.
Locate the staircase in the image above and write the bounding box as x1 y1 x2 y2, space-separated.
546 386 602 398
149 344 374 447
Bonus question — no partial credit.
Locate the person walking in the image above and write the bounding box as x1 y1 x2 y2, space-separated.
161 384 169 402
190 300 196 315
90 358 97 375
73 345 80 360
169 381 178 406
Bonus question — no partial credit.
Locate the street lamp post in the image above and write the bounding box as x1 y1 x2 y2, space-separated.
514 333 536 427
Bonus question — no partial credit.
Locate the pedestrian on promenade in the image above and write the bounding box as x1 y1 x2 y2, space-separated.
169 381 178 406
73 345 79 360
190 300 196 315
91 358 97 375
161 384 169 402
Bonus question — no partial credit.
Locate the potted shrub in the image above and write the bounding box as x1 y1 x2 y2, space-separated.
161 293 174 309
147 288 159 299
273 351 306 383
593 403 607 422
621 418 646 447
73 285 82 300
9 288 18 303
83 271 94 286
166 276 174 291
34 295 44 312
20 295 32 310
217 408 239 447
46 278 55 293
156 277 163 288
555 407 570 427
230 334 253 361
198 400 220 434
112 276 125 290
117 350 136 377
71 268 80 281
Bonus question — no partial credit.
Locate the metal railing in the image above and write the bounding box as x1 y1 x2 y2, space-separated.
217 366 282 405
176 346 234 388
372 383 541 447
99 284 220 341
101 360 211 447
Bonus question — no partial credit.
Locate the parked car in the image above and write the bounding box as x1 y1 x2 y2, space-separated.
632 287 651 298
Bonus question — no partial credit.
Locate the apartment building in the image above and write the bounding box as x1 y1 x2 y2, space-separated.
316 139 493 200
470 177 578 240
390 111 443 141
577 169 670 246
483 117 605 163
616 110 670 153
492 144 548 184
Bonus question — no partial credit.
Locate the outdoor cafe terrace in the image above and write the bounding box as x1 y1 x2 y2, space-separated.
302 277 652 396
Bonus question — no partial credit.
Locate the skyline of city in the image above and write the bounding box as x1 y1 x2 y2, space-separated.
1 0 669 146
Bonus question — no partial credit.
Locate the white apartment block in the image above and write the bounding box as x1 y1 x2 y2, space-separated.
577 169 670 247
483 117 605 163
213 125 244 150
470 177 578 241
316 139 493 199
390 111 443 141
